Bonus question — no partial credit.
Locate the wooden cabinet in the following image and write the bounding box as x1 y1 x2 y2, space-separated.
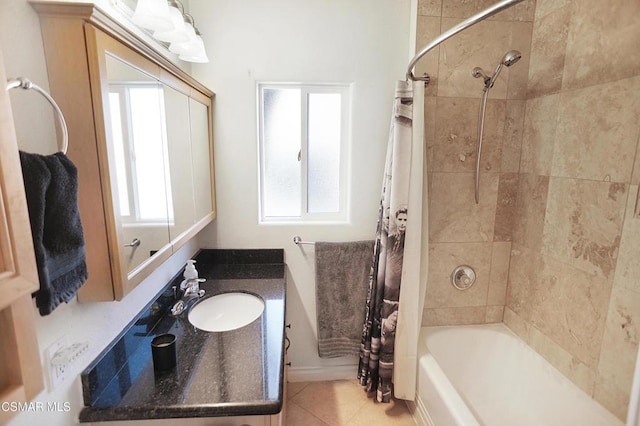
32 2 216 301
0 50 44 423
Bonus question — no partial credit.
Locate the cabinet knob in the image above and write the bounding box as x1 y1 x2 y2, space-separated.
124 238 141 248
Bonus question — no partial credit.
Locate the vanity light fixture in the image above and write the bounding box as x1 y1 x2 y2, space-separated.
132 0 209 63
153 0 190 43
132 0 174 32
173 15 209 63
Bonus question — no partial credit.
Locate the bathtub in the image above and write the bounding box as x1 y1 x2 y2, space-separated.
412 323 623 426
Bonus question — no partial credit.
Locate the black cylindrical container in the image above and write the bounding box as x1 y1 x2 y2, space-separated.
151 333 177 371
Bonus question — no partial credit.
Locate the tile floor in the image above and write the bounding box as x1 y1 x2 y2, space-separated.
285 380 416 426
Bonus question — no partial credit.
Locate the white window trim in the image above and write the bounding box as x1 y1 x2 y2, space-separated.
257 82 351 224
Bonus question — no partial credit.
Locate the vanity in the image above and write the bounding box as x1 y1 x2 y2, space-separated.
79 249 287 425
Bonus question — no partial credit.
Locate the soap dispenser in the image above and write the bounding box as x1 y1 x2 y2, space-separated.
180 260 204 297
184 260 198 280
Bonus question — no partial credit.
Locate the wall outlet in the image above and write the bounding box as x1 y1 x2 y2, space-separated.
45 337 90 390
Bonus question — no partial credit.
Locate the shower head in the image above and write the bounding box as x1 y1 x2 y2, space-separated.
484 49 523 90
501 50 522 67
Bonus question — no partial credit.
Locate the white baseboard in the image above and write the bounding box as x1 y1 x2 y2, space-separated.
286 364 358 382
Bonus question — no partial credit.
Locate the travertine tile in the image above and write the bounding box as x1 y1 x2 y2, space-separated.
286 380 414 426
595 285 640 421
526 4 571 98
530 255 612 368
506 21 532 100
541 178 626 281
433 97 505 173
520 94 559 175
501 100 525 173
290 380 367 426
562 0 640 91
417 0 442 17
442 0 513 21
511 173 549 251
426 242 492 308
551 76 640 182
423 306 487 326
485 305 504 323
505 244 540 321
429 173 499 242
503 306 530 341
611 185 640 294
438 19 513 99
415 16 441 96
345 397 415 426
494 173 518 242
286 402 330 426
512 0 536 22
288 382 311 400
488 241 511 305
527 325 596 396
534 0 571 20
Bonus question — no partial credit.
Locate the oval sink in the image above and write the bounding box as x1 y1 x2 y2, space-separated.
188 292 265 332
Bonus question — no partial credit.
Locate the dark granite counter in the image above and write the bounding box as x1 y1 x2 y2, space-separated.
78 249 286 422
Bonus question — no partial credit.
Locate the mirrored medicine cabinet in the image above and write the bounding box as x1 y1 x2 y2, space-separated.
32 2 216 301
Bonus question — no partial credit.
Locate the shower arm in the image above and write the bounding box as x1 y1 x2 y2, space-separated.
405 0 525 82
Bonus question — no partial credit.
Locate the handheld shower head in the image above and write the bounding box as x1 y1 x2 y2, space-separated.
501 50 522 67
484 49 523 89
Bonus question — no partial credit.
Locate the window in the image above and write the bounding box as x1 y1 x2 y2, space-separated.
108 84 174 225
258 83 350 222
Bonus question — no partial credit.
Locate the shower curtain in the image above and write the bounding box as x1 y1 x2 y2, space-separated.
358 80 427 403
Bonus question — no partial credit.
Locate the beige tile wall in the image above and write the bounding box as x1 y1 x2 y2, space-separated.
418 0 533 327
418 0 640 420
503 0 640 420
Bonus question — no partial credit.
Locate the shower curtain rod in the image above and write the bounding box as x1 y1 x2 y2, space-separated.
406 0 525 82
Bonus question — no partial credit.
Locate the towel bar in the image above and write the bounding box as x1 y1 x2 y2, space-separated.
6 77 68 154
293 236 315 245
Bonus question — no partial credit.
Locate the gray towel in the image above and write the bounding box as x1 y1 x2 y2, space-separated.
19 151 88 316
315 240 374 358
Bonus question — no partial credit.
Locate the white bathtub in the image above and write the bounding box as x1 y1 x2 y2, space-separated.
412 323 622 426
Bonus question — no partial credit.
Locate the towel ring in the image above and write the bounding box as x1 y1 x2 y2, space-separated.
6 77 69 154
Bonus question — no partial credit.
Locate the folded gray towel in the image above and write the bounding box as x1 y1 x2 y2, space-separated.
19 151 88 316
315 240 374 358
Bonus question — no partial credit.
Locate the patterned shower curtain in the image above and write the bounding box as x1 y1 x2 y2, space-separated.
358 80 413 403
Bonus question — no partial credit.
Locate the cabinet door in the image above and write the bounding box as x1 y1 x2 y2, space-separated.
0 49 44 422
189 96 215 222
0 54 39 311
103 54 172 277
164 84 196 242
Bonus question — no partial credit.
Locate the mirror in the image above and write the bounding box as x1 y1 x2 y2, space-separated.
103 53 214 277
104 54 172 274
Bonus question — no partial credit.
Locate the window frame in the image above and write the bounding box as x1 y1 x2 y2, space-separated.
257 82 351 224
108 82 174 227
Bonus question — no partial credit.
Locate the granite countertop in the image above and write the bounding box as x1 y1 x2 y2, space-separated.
78 249 286 422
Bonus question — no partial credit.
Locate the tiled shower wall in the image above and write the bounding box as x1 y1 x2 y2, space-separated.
503 0 640 420
418 0 640 420
417 0 535 325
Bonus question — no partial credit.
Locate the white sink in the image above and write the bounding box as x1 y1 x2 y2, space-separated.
187 292 265 332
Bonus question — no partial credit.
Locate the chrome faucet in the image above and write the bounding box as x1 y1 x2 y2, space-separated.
170 278 205 316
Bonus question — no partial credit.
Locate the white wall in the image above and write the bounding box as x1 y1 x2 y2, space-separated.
1 0 411 422
189 0 412 376
1 1 200 425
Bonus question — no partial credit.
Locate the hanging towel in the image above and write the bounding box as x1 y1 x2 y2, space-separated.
315 240 374 358
19 151 88 316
